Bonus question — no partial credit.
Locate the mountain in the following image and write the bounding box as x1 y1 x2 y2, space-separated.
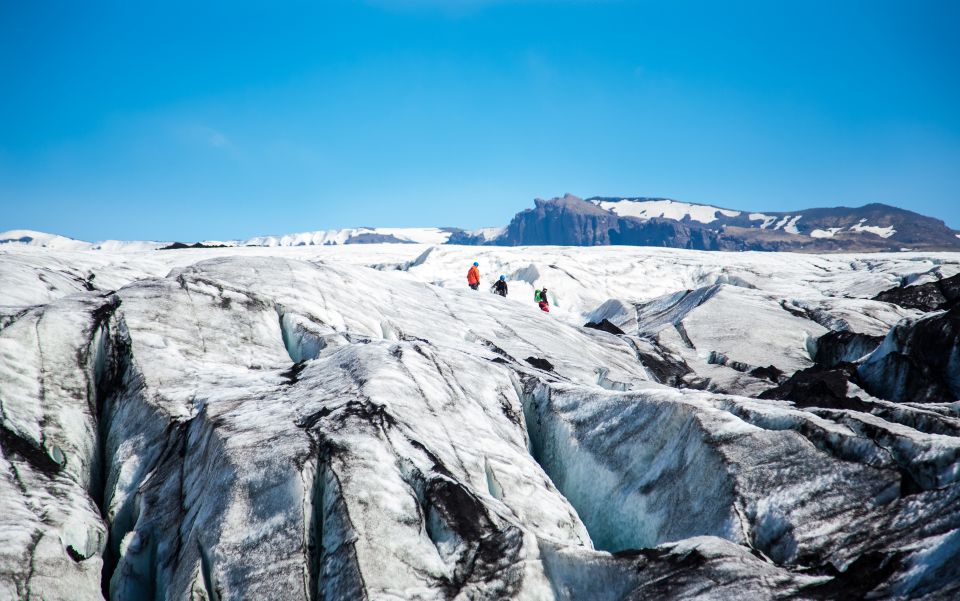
496 194 623 245
2 243 960 599
4 195 958 253
474 194 960 251
0 227 473 251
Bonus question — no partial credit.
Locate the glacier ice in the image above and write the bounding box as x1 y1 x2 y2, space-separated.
1 244 959 599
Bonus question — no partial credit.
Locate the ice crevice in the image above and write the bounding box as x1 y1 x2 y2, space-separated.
706 350 784 384
594 367 631 391
622 334 697 388
512 374 949 575
295 368 509 599
0 306 32 333
809 408 960 491
298 446 371 601
673 322 696 350
94 313 178 600
0 291 127 599
286 338 600 598
712 395 960 494
517 377 741 554
276 306 331 364
89 272 316 599
483 458 504 502
197 538 220 601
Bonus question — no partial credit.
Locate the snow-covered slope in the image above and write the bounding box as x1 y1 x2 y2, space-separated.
1 227 458 252
242 226 456 247
1 229 102 250
2 243 960 600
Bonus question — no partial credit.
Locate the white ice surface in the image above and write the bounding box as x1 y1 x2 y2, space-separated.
3 243 960 600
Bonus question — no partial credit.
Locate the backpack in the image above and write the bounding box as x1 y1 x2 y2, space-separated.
534 289 542 302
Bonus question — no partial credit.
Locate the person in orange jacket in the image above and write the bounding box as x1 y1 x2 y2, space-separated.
467 262 481 290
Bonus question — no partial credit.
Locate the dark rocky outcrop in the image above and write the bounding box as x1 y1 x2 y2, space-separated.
759 363 871 411
584 319 625 335
609 218 744 250
873 273 960 312
748 364 785 384
498 194 622 246
858 306 960 403
525 356 555 372
760 309 960 408
494 195 743 249
159 241 229 250
813 330 884 367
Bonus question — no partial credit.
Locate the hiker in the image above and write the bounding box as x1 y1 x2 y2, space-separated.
492 275 508 297
536 287 550 312
467 262 481 290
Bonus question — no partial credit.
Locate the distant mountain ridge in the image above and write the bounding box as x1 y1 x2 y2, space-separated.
467 194 960 252
0 226 499 251
3 195 959 252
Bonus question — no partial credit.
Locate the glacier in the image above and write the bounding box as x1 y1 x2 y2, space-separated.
1 243 960 600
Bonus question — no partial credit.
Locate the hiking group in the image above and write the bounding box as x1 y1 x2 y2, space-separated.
466 261 549 312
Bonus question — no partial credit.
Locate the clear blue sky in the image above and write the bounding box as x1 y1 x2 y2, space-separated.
2 0 958 241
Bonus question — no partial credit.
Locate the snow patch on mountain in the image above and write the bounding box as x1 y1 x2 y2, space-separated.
850 219 896 238
811 228 843 238
768 215 804 233
594 198 740 223
782 215 802 234
467 226 507 242
749 213 778 229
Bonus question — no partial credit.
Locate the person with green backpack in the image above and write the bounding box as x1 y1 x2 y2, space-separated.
535 286 550 312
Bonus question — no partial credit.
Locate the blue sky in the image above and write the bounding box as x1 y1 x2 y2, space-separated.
1 0 958 241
